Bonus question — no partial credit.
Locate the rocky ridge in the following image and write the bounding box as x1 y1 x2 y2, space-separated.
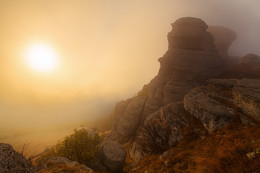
110 17 225 140
129 79 260 160
107 17 260 163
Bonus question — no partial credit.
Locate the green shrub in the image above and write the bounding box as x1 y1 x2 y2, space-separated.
35 128 104 168
56 128 103 163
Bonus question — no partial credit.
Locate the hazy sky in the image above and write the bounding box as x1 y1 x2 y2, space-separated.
0 0 259 130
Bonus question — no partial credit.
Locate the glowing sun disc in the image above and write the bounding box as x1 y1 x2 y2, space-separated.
25 43 59 72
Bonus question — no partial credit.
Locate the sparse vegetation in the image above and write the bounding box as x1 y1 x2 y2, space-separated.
34 128 104 168
127 125 260 173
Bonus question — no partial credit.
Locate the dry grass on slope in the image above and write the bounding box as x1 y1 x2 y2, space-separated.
129 125 260 173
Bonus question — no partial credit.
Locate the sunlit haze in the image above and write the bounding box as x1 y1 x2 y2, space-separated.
0 0 260 149
25 43 59 72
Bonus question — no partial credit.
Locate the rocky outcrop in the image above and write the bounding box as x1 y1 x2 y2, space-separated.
0 143 36 173
100 141 126 172
240 54 260 65
110 17 225 139
184 79 260 132
129 78 260 161
39 157 94 173
208 26 237 64
232 79 260 122
112 96 147 137
90 141 126 173
129 102 205 161
107 17 260 164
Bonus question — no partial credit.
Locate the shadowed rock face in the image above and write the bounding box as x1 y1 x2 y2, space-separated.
100 141 126 172
110 17 225 139
129 102 205 161
168 17 209 50
0 143 36 173
89 141 126 173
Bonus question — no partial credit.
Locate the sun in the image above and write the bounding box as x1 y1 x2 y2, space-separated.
25 43 59 73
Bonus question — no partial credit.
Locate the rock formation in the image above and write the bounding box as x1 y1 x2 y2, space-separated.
129 78 260 161
100 141 126 172
0 143 36 173
89 141 126 173
110 17 225 139
106 17 260 164
184 79 260 132
240 54 260 65
208 26 237 64
129 102 206 160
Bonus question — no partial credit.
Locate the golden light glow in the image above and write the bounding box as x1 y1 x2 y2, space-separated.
25 43 59 72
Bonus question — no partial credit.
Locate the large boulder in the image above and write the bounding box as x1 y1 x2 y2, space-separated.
240 54 260 65
99 141 126 173
109 17 225 139
129 102 205 161
39 157 94 173
184 79 260 132
0 143 36 173
232 79 260 121
90 141 126 172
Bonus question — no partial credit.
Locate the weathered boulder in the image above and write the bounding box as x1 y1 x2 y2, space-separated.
184 85 234 132
109 17 225 139
184 79 260 132
39 157 93 173
99 141 126 173
240 54 260 65
130 102 205 161
0 143 36 173
232 79 260 121
208 26 236 64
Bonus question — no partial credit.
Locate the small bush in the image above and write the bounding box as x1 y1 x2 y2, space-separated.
35 128 104 168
